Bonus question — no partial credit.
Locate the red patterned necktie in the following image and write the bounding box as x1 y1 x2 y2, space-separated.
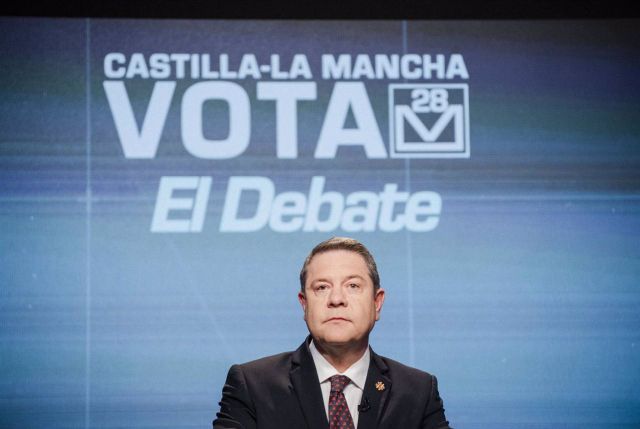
328 375 355 429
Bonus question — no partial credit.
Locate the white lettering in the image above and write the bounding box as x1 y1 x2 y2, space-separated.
151 176 211 232
103 80 176 158
374 54 399 79
257 82 317 158
447 54 469 79
400 54 422 80
315 82 387 158
269 191 306 232
219 54 237 79
289 54 313 79
341 191 379 232
220 176 275 232
322 54 351 79
169 53 190 79
378 183 408 232
126 53 149 79
352 55 375 79
422 54 445 79
303 176 344 232
104 52 125 79
217 176 442 233
181 81 250 159
405 191 441 231
149 53 170 79
271 54 288 79
238 54 261 79
201 54 219 79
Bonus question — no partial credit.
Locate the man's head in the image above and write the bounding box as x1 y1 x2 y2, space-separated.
299 237 381 293
298 237 385 350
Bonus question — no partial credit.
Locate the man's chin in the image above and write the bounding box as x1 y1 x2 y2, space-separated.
323 337 353 346
315 332 365 348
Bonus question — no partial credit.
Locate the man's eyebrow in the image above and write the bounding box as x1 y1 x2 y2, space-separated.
310 274 366 284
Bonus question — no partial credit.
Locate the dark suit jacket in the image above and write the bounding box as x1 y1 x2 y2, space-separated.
213 338 452 429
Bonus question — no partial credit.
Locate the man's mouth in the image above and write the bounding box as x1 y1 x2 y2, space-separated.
326 317 349 322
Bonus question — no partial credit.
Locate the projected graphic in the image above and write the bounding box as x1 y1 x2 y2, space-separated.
1 17 639 429
389 83 470 157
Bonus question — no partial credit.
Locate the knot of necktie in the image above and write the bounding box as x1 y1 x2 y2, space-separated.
329 375 351 393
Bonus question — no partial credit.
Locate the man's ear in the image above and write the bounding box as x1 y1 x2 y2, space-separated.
374 288 385 321
298 292 307 316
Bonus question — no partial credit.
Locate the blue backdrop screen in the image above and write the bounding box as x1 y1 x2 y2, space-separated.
1 18 639 428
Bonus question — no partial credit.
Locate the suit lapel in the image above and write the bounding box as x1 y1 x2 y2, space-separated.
357 348 392 429
289 339 329 429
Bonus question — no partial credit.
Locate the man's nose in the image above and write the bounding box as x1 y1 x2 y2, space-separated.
328 285 347 306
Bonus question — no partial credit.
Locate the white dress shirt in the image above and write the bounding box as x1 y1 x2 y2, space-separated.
309 340 370 428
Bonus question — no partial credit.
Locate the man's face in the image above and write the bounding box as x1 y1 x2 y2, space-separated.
298 249 385 348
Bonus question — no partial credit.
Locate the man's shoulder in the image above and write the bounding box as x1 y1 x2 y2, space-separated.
225 346 305 392
234 350 295 373
373 351 436 385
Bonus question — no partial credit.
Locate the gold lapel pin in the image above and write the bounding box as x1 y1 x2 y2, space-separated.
375 381 385 391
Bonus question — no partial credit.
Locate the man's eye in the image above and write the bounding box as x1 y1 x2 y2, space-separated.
317 284 328 291
348 283 360 288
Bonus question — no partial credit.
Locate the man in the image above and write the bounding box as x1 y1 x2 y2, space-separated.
213 237 452 429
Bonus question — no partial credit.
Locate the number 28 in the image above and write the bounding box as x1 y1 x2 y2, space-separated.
410 88 449 113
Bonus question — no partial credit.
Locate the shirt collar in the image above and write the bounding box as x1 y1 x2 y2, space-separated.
309 340 370 390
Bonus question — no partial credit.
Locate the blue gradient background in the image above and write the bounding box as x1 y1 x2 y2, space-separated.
1 18 639 428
